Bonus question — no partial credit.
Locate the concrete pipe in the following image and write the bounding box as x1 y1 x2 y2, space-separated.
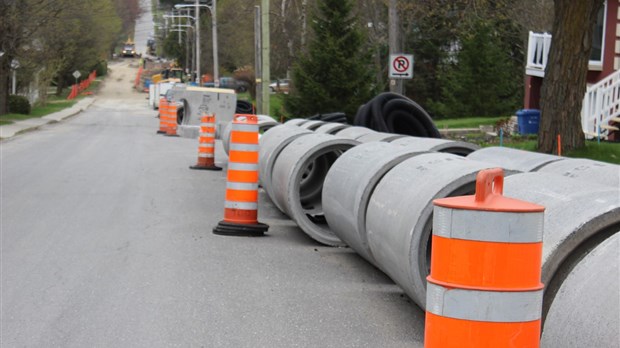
174 87 237 139
365 153 498 309
391 136 480 156
535 158 620 188
323 142 425 265
257 115 280 131
221 116 281 155
314 123 350 135
356 132 407 143
502 173 620 307
299 120 326 130
258 125 313 211
285 118 309 126
270 133 360 246
540 233 619 348
467 146 563 172
335 126 377 140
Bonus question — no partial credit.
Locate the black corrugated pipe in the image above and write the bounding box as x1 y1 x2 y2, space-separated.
354 92 441 138
236 100 254 114
307 112 348 124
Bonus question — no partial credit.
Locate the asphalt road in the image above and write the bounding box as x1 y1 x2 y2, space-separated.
1 60 426 347
134 0 153 56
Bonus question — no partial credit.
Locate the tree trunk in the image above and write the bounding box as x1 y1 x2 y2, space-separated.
538 0 602 154
0 59 10 115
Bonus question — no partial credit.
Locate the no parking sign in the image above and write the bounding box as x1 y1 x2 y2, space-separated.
389 54 413 79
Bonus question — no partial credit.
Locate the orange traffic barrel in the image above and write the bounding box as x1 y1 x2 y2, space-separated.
157 97 168 134
425 168 545 348
213 114 269 236
190 114 222 171
165 102 179 137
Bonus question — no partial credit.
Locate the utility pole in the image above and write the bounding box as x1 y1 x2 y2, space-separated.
177 14 181 45
261 0 270 115
185 14 190 74
389 0 403 95
195 0 200 84
211 0 219 87
255 5 263 114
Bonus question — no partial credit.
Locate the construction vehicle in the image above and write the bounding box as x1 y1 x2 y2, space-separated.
122 37 137 58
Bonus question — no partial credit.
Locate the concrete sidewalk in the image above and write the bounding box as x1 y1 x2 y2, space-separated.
0 97 95 140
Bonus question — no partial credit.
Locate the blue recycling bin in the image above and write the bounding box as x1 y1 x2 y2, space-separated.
517 109 540 135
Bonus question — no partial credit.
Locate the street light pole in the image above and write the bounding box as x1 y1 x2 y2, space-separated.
177 2 217 87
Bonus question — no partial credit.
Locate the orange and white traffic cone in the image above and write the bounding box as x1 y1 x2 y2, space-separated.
425 168 545 348
157 97 168 134
190 114 222 171
213 114 269 236
165 102 179 137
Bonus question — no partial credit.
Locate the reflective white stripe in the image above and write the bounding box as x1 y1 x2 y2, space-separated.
225 201 258 210
201 123 215 128
232 124 259 132
198 153 214 158
433 206 544 243
228 162 259 171
229 143 260 152
200 133 216 138
426 282 543 322
199 143 215 148
227 182 258 191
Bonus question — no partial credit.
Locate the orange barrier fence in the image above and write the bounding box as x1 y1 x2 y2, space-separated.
134 66 143 89
67 70 97 100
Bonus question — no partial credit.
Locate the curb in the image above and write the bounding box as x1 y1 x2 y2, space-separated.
0 97 95 140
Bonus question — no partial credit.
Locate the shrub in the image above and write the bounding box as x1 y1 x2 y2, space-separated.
8 95 31 114
94 60 108 77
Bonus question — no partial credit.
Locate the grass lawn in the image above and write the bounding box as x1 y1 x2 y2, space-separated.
456 130 620 164
236 92 286 121
0 80 100 126
479 138 619 164
434 116 510 129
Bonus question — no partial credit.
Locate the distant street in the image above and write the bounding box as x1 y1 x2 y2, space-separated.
0 59 425 347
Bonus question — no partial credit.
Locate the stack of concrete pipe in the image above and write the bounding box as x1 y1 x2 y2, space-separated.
227 119 619 345
468 146 620 186
255 121 484 246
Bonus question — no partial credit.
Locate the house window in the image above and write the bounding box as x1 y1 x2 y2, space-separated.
589 1 606 67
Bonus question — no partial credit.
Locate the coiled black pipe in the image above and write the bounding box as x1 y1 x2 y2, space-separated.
236 100 254 114
307 112 348 124
354 92 441 138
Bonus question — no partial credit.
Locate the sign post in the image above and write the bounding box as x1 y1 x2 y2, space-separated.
73 70 81 86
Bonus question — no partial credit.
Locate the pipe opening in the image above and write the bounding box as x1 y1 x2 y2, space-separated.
421 183 477 283
299 151 342 224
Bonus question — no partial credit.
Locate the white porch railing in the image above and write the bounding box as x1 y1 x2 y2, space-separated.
582 69 620 139
525 31 552 78
526 31 620 138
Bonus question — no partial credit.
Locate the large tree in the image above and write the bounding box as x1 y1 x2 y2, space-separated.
284 0 376 120
538 0 603 153
0 1 66 114
0 0 122 114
